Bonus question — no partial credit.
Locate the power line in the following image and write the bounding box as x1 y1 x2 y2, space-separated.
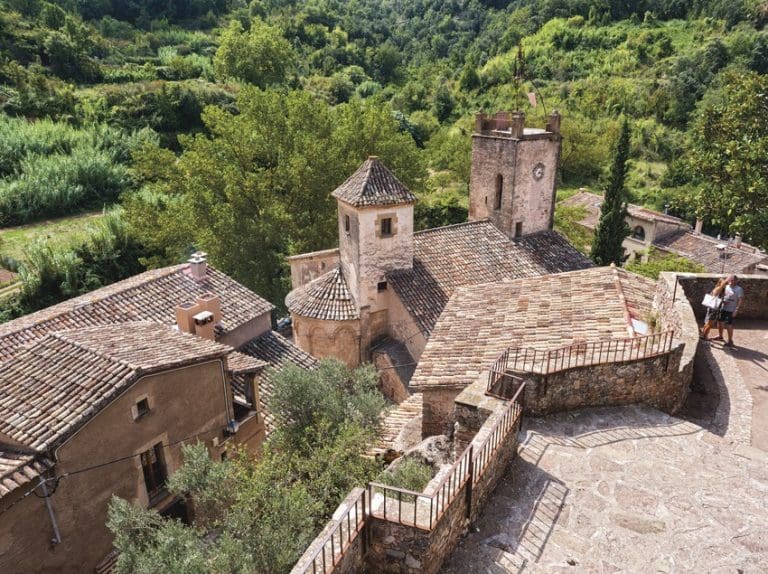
0 421 268 519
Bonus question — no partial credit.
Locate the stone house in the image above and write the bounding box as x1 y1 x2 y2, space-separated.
0 257 316 573
286 111 592 380
562 190 768 273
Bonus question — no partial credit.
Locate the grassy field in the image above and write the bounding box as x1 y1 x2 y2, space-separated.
0 211 105 263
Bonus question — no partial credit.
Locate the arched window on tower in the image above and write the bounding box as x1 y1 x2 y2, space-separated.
632 225 646 241
494 174 503 210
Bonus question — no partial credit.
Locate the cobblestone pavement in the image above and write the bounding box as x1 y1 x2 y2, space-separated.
442 406 768 573
705 319 768 450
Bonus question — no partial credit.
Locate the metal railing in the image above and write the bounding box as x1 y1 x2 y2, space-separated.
487 330 675 394
369 382 527 531
369 444 472 530
296 382 528 573
295 488 367 574
473 383 526 482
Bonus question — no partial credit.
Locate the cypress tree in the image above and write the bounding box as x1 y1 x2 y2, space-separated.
590 118 631 266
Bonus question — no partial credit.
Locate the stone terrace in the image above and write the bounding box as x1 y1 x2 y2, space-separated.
441 321 768 572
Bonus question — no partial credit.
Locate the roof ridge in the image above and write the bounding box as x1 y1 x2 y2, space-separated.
609 265 635 336
0 264 187 339
413 219 495 236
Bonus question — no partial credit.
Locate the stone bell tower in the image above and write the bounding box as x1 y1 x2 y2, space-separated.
332 156 416 313
468 110 562 239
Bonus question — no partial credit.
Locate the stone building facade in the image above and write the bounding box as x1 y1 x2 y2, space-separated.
286 111 591 372
0 258 317 574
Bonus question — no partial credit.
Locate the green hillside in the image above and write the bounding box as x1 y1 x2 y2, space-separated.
0 0 766 316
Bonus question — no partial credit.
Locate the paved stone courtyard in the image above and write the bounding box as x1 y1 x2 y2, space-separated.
442 321 768 573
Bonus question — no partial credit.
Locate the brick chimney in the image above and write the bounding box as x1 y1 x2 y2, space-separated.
196 292 222 324
189 251 208 280
193 310 216 340
175 302 197 334
734 233 742 249
694 219 703 235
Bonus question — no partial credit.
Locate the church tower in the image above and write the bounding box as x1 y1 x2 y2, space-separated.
468 110 561 238
332 156 416 313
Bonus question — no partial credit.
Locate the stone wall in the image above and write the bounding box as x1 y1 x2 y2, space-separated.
287 248 340 290
366 491 468 574
672 273 768 320
293 396 523 574
291 314 361 367
519 346 689 416
290 488 366 574
421 387 464 437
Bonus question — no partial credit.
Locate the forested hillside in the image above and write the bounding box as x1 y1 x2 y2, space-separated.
1 0 766 318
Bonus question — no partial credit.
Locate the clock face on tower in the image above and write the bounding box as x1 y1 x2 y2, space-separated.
532 162 546 181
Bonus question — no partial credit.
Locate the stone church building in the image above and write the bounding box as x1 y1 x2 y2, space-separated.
286 110 592 385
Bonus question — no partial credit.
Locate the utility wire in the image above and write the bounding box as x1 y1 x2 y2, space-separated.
0 421 268 518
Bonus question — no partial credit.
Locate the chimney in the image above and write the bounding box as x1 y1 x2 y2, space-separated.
175 302 197 334
196 292 222 324
189 251 208 280
193 310 216 340
510 111 525 138
694 219 703 235
734 233 742 249
546 110 561 134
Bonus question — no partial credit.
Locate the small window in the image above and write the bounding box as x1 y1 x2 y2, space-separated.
632 225 645 241
494 174 503 210
515 222 523 238
377 281 388 292
141 443 168 504
381 218 393 237
344 214 350 233
136 398 150 419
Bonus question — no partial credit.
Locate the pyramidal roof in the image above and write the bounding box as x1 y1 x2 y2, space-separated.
331 157 417 207
285 266 359 321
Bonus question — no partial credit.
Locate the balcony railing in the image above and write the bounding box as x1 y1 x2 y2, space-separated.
487 330 675 395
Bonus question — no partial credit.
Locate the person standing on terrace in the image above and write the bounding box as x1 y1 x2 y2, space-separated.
718 274 745 348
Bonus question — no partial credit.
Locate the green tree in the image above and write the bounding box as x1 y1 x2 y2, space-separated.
124 89 425 305
269 359 385 451
590 118 631 266
682 70 768 249
213 19 296 87
108 360 384 574
624 248 705 279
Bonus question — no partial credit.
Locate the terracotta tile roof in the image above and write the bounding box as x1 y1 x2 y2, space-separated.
0 323 231 451
410 267 656 391
285 266 359 321
562 191 686 227
226 351 268 374
654 230 768 274
388 222 593 335
0 264 274 362
0 450 53 497
238 331 318 435
331 157 416 207
367 393 423 458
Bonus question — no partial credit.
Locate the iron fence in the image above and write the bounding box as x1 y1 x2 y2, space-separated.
487 329 675 394
295 488 367 574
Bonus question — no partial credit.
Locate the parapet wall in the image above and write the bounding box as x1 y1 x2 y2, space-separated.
671 273 768 321
519 346 688 416
292 393 523 574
